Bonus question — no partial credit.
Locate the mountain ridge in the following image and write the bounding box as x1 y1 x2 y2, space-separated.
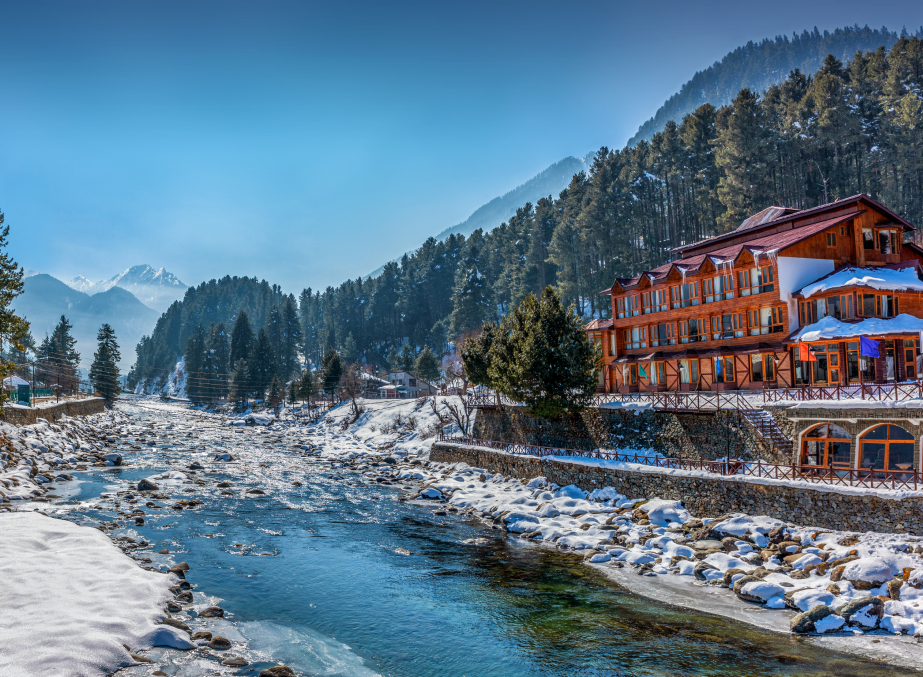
65 264 188 313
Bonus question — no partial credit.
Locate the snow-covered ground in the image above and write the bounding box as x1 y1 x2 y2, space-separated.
0 512 191 677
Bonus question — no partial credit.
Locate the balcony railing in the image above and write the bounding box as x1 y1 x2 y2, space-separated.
466 390 750 412
436 434 923 491
762 382 923 403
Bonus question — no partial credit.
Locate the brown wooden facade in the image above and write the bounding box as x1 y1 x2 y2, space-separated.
587 195 923 394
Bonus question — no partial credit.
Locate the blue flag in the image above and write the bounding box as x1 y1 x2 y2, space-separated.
860 336 880 358
715 357 722 375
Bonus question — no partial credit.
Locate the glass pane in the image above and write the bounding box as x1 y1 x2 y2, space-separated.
863 425 888 440
805 425 827 438
828 424 850 439
802 440 822 466
861 442 886 470
829 441 851 466
888 443 915 469
888 425 914 441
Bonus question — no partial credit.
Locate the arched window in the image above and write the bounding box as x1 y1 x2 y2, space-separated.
859 424 915 472
801 424 852 468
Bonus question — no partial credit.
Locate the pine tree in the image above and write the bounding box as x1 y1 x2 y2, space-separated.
321 349 342 397
488 287 599 417
229 310 254 366
298 369 318 404
229 359 251 411
90 324 121 406
286 378 298 407
341 333 358 365
205 322 230 401
0 210 29 408
268 377 282 408
184 325 207 403
251 328 275 400
38 316 81 392
397 343 416 372
414 345 440 384
449 237 492 336
280 295 303 380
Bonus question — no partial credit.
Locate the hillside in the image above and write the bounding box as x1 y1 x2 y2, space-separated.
367 154 591 278
16 274 159 372
627 25 916 146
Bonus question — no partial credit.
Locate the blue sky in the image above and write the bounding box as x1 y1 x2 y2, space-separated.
4 0 923 294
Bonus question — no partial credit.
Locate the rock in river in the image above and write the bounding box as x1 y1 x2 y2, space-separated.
138 478 159 491
223 656 249 666
208 636 232 650
260 667 296 677
199 606 224 618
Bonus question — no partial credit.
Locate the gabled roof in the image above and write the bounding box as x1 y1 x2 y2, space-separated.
585 318 613 331
734 206 799 232
793 261 923 299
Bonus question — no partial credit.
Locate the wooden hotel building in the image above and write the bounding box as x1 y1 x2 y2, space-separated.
586 194 923 394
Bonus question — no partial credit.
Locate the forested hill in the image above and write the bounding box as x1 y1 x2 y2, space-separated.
132 37 923 385
627 25 918 146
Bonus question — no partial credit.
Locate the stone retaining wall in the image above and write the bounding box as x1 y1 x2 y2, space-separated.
473 406 764 461
2 398 106 426
431 441 923 535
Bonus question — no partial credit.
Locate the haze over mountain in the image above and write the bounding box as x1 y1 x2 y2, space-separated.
368 154 592 278
64 265 188 313
627 24 917 145
15 274 159 372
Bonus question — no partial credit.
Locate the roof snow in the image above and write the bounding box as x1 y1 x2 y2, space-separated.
799 265 923 299
792 314 923 342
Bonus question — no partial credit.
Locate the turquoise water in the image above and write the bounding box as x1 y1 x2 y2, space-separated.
52 399 910 676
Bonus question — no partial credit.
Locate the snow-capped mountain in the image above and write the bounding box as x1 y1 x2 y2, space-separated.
65 265 188 312
23 268 39 278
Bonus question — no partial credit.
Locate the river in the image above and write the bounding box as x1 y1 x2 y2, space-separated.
45 397 913 676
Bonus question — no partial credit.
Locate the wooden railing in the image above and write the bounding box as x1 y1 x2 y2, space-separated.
437 434 923 491
466 390 750 412
762 382 923 403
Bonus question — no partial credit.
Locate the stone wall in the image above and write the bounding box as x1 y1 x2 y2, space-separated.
431 441 923 535
2 398 106 426
472 406 760 461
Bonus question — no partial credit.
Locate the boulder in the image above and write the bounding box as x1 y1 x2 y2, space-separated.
160 618 190 633
199 606 224 618
222 656 249 667
187 462 204 470
103 453 123 466
835 596 884 629
722 568 747 588
191 632 212 641
208 636 232 650
259 667 296 677
692 561 718 581
693 539 724 551
138 479 159 491
888 579 903 600
767 525 787 544
842 558 893 590
791 605 845 634
736 579 785 604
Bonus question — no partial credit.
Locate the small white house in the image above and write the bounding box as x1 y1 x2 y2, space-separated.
384 370 437 399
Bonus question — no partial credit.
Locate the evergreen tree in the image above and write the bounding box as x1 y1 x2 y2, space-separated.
321 349 342 397
286 378 298 407
280 295 303 379
449 237 492 336
298 369 318 404
487 287 600 417
205 322 230 401
268 376 282 407
414 345 441 383
229 310 254 366
229 359 251 411
397 343 416 372
90 324 121 406
251 328 275 400
38 316 81 392
0 210 29 407
341 333 358 365
184 325 207 403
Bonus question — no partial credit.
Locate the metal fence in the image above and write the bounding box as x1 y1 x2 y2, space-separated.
437 433 923 491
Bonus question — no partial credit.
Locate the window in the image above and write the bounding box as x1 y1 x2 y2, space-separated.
751 353 776 382
714 356 735 383
616 295 640 318
609 333 616 357
801 424 852 469
704 274 734 303
409 378 417 387
649 361 666 385
826 232 837 247
859 424 915 473
861 293 876 317
679 318 705 343
846 341 860 383
678 358 698 385
621 364 638 386
641 291 652 314
616 297 626 319
881 295 897 318
651 322 675 347
879 230 892 254
863 227 875 250
650 288 668 313
623 327 648 350
738 265 775 295
905 339 919 380
825 294 854 320
892 231 900 255
672 281 699 309
748 307 784 335
712 312 744 339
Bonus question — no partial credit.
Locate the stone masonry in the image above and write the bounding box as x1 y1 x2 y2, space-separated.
2 398 106 426
431 441 923 535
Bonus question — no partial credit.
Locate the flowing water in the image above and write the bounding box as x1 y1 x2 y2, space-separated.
46 397 914 676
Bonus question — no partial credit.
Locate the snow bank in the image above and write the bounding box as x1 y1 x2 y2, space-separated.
793 314 923 342
0 512 190 676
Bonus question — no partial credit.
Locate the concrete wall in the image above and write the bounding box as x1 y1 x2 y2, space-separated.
2 398 106 426
431 441 923 535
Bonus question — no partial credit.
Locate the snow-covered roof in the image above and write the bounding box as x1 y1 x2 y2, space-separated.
798 264 923 299
792 314 923 342
3 375 30 387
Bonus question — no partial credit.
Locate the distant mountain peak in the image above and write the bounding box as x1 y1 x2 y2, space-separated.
63 264 188 312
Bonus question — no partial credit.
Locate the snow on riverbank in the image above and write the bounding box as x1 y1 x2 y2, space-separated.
0 512 191 677
0 413 127 503
402 457 923 644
